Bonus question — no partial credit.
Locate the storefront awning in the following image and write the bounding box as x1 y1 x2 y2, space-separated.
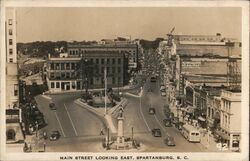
198 116 206 122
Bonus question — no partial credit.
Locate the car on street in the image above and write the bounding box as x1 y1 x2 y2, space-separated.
49 103 56 110
148 107 156 115
160 85 166 92
161 91 166 97
151 128 162 137
163 119 172 127
50 130 60 141
165 136 176 146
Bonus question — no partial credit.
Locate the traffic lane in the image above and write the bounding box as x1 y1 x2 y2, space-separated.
123 95 150 135
141 92 168 138
53 99 76 138
165 126 203 152
35 96 64 137
65 101 105 137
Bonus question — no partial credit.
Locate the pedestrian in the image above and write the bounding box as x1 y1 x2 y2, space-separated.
43 131 47 140
100 129 104 135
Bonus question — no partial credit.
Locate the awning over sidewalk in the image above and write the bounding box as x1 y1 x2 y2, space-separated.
198 116 206 122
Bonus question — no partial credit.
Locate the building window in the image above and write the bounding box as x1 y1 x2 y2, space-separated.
71 63 75 70
51 82 55 88
66 72 70 78
118 67 121 73
72 82 76 89
8 19 13 25
56 63 60 70
14 84 18 96
50 63 54 70
107 58 110 64
118 77 121 83
50 72 55 78
112 77 115 84
9 58 13 62
61 63 65 70
118 58 121 64
112 67 115 73
61 72 66 78
66 63 70 70
101 58 104 64
9 29 13 35
6 129 15 140
9 48 13 55
56 82 60 88
96 59 99 64
107 67 110 74
9 39 13 45
112 58 115 64
101 67 104 74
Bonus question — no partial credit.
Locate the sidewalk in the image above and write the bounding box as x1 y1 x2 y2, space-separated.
24 131 46 152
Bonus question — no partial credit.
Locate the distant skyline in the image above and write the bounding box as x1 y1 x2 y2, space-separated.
15 7 242 43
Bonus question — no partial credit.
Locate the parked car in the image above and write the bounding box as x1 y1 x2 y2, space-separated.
163 119 172 127
49 103 56 110
151 128 162 137
165 136 176 146
50 131 60 141
148 107 156 115
160 86 166 92
161 92 166 97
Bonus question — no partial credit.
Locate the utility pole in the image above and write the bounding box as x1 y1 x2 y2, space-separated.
104 67 107 115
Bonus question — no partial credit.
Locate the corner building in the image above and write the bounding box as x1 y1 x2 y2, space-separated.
46 51 128 93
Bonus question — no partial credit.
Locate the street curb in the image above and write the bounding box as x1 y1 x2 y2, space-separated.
41 94 52 100
125 89 143 98
74 99 118 134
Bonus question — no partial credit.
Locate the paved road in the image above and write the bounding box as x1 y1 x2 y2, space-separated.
122 78 206 152
35 93 105 151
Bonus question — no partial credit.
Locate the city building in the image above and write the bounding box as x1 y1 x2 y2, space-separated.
216 89 241 151
67 41 138 70
46 51 129 93
6 8 19 108
6 108 24 148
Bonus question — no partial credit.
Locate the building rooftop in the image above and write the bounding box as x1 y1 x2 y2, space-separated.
68 43 137 48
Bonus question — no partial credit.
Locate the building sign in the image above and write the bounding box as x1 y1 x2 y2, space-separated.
182 62 201 68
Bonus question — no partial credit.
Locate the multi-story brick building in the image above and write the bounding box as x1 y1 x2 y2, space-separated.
46 51 129 93
67 42 138 70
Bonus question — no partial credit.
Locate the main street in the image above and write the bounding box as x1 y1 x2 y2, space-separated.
122 77 206 152
33 48 210 152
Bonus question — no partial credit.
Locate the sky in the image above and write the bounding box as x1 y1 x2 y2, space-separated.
15 7 242 43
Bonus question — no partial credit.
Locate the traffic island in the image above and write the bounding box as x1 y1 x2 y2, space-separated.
102 109 141 151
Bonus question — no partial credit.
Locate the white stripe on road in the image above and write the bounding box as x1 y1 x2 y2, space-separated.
139 94 151 132
154 114 167 133
54 112 66 137
64 104 78 136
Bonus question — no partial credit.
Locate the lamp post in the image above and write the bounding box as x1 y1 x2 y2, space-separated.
81 55 89 102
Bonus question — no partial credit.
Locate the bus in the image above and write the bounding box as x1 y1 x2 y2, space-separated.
181 124 201 142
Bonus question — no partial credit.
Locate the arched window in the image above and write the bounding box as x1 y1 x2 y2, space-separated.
6 129 16 140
